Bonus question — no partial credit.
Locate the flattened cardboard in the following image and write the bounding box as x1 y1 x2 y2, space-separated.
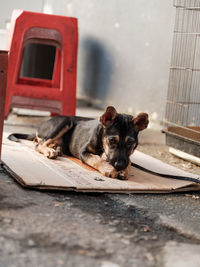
2 133 200 193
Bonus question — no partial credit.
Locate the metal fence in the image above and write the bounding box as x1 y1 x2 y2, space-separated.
164 0 200 157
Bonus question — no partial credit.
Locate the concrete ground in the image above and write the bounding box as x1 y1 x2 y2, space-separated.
0 105 200 267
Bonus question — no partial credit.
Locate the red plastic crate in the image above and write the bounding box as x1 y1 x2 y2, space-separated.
5 10 78 117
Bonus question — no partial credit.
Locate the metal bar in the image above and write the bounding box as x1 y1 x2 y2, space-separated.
174 31 200 34
0 51 8 160
163 120 200 134
170 67 200 70
166 100 200 104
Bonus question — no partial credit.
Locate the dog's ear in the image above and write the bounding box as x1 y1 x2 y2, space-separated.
133 113 149 132
100 106 117 127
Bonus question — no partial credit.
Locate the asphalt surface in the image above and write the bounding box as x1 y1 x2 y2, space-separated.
0 109 200 267
0 167 200 267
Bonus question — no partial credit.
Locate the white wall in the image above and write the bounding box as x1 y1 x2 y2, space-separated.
44 0 176 122
0 0 44 50
0 0 176 123
0 0 43 29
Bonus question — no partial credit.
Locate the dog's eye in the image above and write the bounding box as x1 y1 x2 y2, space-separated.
108 137 117 145
109 138 116 144
126 139 135 147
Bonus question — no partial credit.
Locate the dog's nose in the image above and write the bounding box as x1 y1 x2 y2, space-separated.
114 159 127 171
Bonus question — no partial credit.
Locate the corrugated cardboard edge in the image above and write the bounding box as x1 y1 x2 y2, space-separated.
2 155 200 194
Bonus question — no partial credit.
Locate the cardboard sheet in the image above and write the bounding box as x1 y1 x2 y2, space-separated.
2 133 200 193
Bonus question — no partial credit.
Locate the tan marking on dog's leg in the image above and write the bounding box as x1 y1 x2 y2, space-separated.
102 137 110 157
83 153 119 178
48 143 56 148
83 154 102 169
35 141 58 158
88 145 99 154
55 146 62 156
101 152 108 161
34 124 71 158
33 137 38 143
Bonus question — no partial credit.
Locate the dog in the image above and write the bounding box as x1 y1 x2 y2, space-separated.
8 106 149 180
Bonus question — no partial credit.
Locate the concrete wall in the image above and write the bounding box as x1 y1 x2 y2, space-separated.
43 0 175 122
0 0 43 29
0 0 43 49
0 1 176 123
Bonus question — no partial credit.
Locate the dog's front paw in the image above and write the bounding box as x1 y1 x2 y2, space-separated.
116 170 128 180
99 161 128 179
44 148 59 159
48 144 63 156
36 144 59 159
108 169 128 180
104 168 119 179
117 161 131 180
99 160 131 180
98 161 117 178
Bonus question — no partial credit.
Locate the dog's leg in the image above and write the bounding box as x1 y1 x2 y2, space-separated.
48 143 63 156
35 139 58 159
35 124 71 159
81 152 130 179
82 153 118 178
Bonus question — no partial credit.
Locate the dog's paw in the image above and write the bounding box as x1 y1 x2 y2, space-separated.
99 160 131 180
117 161 131 180
109 169 128 180
49 145 63 157
116 170 128 180
35 142 61 159
105 168 119 179
98 162 116 178
54 146 63 156
99 161 128 179
44 148 59 159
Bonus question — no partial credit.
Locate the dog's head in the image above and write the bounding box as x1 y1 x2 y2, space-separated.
100 106 149 171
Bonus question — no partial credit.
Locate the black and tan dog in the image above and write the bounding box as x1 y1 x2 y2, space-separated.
8 106 149 180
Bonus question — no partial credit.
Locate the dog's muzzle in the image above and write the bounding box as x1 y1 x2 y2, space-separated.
113 159 129 171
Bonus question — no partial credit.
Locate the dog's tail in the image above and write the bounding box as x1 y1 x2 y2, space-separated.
8 133 36 142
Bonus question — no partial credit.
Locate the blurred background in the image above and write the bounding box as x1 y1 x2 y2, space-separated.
0 0 175 124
